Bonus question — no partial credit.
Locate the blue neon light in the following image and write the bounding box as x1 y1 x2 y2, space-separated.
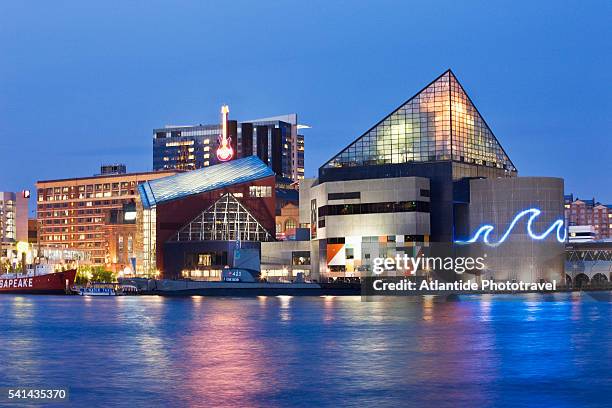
455 208 566 247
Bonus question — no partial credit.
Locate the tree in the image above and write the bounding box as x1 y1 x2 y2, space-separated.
76 265 117 284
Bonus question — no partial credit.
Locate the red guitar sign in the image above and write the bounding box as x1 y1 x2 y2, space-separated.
216 105 234 162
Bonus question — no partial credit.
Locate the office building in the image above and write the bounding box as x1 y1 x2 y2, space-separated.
153 107 306 182
36 166 178 265
564 194 612 240
99 164 127 175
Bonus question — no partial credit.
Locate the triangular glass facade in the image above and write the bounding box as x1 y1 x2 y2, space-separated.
323 70 516 173
170 193 274 242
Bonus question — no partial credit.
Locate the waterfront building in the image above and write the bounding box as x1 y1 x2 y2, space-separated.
261 240 311 280
103 201 137 273
564 194 612 240
0 191 30 258
153 107 306 182
36 166 178 266
567 225 596 243
300 69 565 283
137 156 277 278
459 177 565 283
299 177 431 278
0 191 29 243
566 241 612 287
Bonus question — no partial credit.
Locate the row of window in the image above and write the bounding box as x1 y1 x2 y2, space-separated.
328 192 361 200
318 201 430 217
249 186 273 198
40 182 138 195
39 190 136 202
327 235 427 244
38 199 133 211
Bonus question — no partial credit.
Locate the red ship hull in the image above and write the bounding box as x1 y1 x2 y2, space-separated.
0 269 77 294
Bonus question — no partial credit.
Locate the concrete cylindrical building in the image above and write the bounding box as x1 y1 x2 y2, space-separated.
465 177 565 283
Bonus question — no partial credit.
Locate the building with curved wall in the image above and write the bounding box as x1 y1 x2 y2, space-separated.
457 177 566 283
300 69 566 283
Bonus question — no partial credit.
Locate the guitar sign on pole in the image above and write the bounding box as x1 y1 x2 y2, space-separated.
216 105 234 162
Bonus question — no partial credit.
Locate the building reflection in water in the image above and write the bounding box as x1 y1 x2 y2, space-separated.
0 294 609 407
178 300 280 407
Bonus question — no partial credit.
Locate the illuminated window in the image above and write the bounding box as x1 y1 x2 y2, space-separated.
322 70 516 174
249 186 272 198
285 218 297 230
172 193 273 242
165 141 194 147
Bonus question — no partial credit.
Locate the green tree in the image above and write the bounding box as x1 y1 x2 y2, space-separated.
76 265 117 283
91 267 116 283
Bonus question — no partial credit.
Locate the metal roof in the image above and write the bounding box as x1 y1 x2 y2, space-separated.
138 156 274 208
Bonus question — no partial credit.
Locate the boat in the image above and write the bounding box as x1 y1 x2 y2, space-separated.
118 284 139 295
79 286 117 296
0 265 76 295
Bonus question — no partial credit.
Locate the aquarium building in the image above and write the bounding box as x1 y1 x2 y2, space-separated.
137 156 276 279
300 69 566 282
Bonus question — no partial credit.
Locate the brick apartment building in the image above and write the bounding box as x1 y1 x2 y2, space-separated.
564 194 612 241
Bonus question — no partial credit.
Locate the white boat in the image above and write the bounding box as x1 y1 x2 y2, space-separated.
79 287 116 296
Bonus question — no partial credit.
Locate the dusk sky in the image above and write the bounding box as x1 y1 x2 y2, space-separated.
1 0 610 208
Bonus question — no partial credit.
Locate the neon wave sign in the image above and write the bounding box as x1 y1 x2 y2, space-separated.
455 208 566 247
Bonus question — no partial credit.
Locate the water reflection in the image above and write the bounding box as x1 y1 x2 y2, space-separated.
0 293 609 407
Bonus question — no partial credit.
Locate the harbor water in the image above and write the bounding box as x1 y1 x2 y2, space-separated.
0 293 610 407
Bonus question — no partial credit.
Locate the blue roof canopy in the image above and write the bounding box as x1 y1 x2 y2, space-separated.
139 156 275 208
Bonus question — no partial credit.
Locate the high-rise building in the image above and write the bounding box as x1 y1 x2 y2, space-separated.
153 107 306 182
36 166 178 266
564 194 612 240
0 191 29 256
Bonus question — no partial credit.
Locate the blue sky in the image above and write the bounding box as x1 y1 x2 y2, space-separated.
1 0 611 206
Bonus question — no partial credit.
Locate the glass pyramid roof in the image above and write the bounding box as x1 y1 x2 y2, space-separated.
169 193 274 242
322 70 516 173
139 156 274 208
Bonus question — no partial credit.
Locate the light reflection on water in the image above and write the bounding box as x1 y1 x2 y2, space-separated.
0 293 610 407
